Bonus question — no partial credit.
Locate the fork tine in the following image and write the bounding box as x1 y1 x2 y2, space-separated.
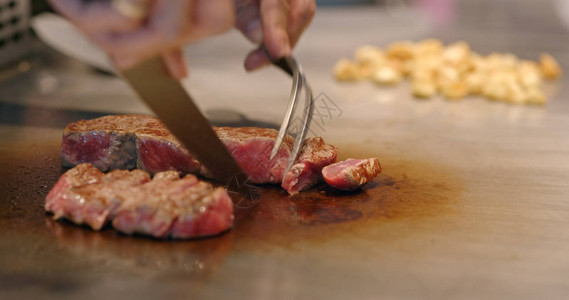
269 56 302 160
283 70 314 176
264 46 314 178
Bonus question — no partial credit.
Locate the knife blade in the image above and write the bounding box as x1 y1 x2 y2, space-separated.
121 56 256 204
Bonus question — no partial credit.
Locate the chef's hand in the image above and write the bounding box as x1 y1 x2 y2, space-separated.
47 0 235 79
235 0 316 70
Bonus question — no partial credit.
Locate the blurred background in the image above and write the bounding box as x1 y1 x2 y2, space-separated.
5 0 566 67
0 0 564 69
0 0 564 121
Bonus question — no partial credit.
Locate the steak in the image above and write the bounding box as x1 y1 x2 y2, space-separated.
45 163 234 238
321 158 382 191
61 115 146 171
61 115 337 194
281 137 338 194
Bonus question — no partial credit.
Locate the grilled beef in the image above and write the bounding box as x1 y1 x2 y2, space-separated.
61 115 337 194
321 158 382 191
45 163 233 238
281 137 338 194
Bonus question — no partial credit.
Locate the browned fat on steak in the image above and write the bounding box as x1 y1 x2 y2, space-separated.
45 163 234 238
61 115 338 194
322 158 382 191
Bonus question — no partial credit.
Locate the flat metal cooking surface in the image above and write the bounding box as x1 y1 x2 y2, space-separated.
0 121 458 299
2 0 569 298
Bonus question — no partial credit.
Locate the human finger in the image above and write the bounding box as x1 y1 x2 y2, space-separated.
92 0 189 61
244 47 270 70
190 0 235 40
100 0 235 55
286 0 315 47
259 0 291 59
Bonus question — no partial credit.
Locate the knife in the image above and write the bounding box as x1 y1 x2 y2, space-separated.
121 56 257 204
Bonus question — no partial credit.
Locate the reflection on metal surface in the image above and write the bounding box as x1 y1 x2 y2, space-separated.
0 103 281 130
0 132 463 297
42 163 460 253
228 156 462 250
0 102 115 128
45 218 235 274
205 108 279 129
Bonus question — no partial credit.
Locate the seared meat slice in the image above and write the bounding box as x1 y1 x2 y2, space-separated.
45 164 150 230
282 137 338 195
45 164 234 238
321 158 382 191
61 115 338 194
112 173 233 239
210 127 293 184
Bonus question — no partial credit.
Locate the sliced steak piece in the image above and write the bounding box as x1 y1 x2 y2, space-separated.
61 115 338 194
45 163 104 222
211 127 294 184
282 137 338 195
322 158 382 191
112 174 234 239
45 164 150 230
45 164 234 238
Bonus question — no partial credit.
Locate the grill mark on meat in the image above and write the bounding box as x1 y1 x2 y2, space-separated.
322 158 382 191
70 169 150 229
112 174 200 237
46 165 150 230
45 164 234 238
61 115 338 194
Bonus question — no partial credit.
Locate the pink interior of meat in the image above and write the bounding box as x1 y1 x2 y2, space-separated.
169 188 234 238
281 137 338 194
322 158 381 191
137 138 201 174
322 159 363 178
61 133 111 167
228 138 289 183
44 176 69 215
60 116 339 195
282 162 320 194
